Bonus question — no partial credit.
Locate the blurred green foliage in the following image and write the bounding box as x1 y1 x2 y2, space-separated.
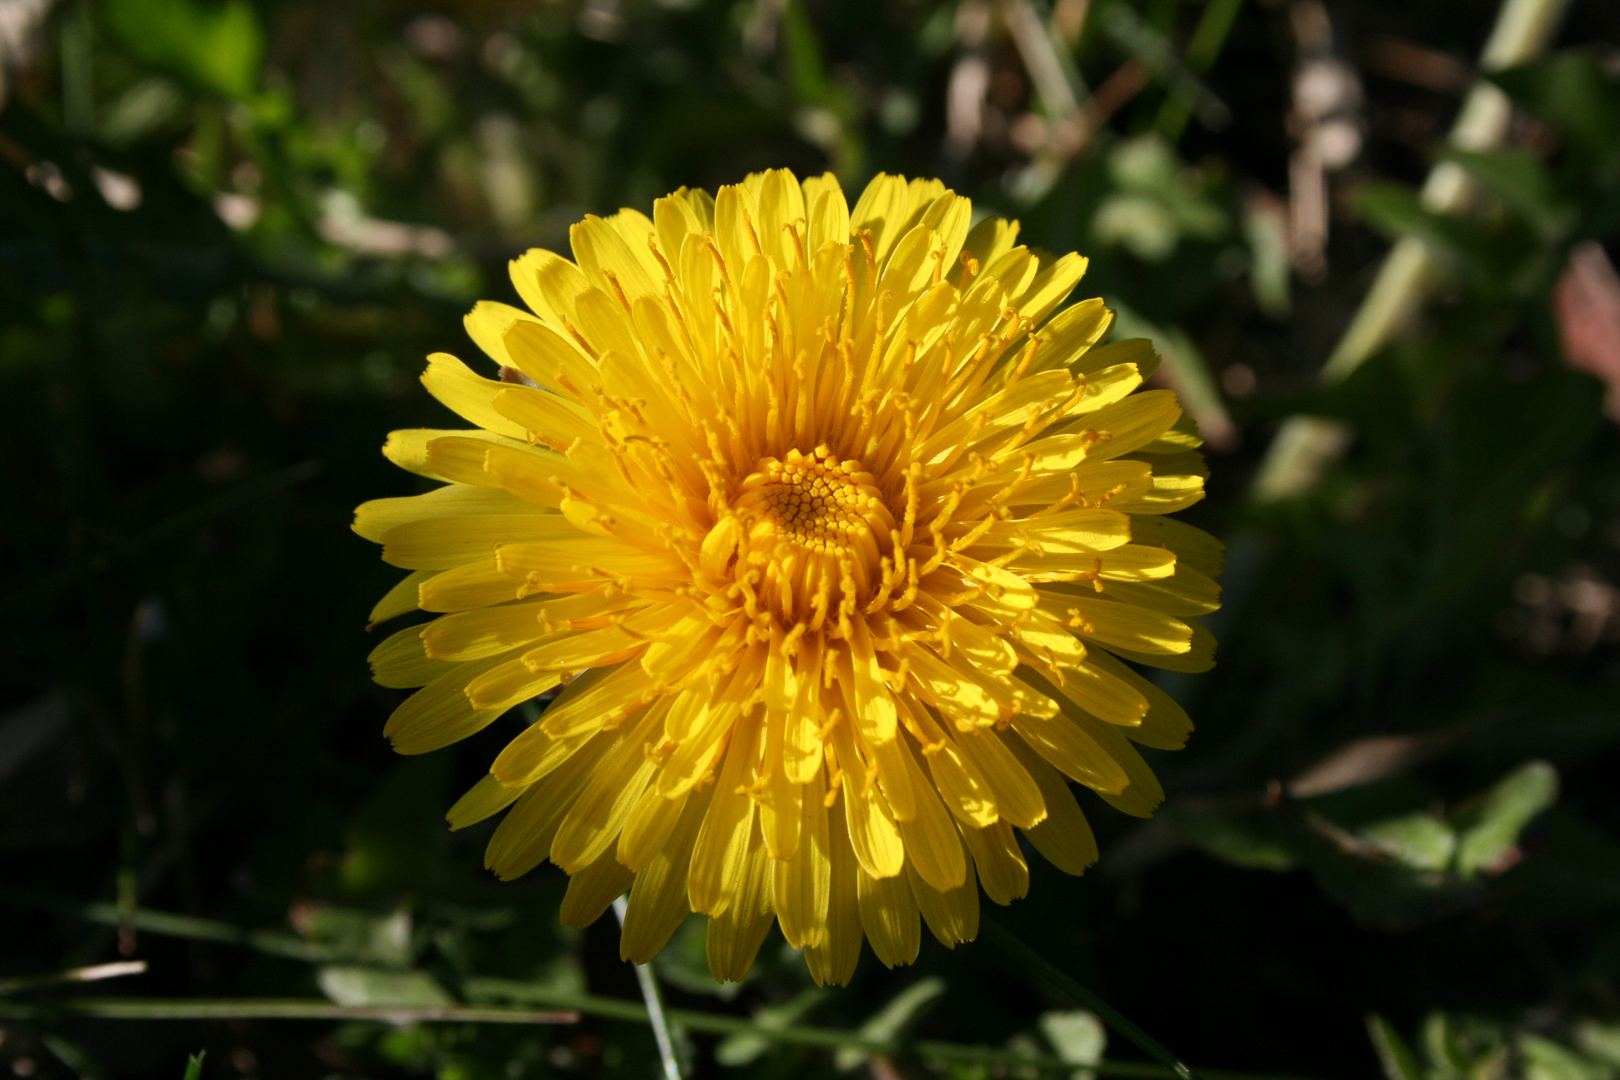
2 0 1620 1078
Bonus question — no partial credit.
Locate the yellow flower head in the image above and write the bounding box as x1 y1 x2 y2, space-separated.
356 169 1220 985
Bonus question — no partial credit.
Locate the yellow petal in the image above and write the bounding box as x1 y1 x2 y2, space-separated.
490 666 646 782
962 214 1020 270
1128 515 1225 578
355 485 545 544
704 826 775 983
1076 648 1193 750
550 700 667 873
803 791 863 988
535 663 656 739
849 172 909 264
952 727 1047 829
382 429 507 485
368 624 453 689
1030 662 1149 729
1008 711 1130 794
417 561 522 613
492 385 598 450
509 248 591 330
857 865 920 969
420 352 529 439
803 177 850 252
571 213 660 302
895 740 968 892
620 786 712 964
501 316 599 397
1035 297 1113 372
618 786 690 872
830 717 905 880
368 569 435 629
907 856 979 948
1112 470 1207 514
423 589 637 662
1043 593 1194 655
1102 564 1222 617
902 697 998 827
1011 251 1088 327
963 508 1131 555
422 434 520 488
446 774 527 832
959 819 1028 906
773 766 830 949
1075 337 1159 380
464 657 562 711
899 643 1000 729
1068 711 1165 818
383 651 522 754
782 638 823 783
1098 616 1217 673
484 732 613 880
558 848 635 928
687 712 762 916
758 688 802 861
1005 736 1098 875
1085 390 1184 461
381 514 580 571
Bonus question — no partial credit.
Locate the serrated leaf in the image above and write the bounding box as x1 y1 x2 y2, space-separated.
715 987 829 1066
835 977 946 1071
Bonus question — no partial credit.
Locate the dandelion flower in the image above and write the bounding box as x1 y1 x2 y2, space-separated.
356 170 1221 985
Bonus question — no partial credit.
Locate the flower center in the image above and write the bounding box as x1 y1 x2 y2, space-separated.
733 446 895 625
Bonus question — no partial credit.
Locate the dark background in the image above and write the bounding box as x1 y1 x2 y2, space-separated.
3 0 1620 1076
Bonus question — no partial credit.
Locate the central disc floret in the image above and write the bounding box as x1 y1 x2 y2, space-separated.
733 446 895 624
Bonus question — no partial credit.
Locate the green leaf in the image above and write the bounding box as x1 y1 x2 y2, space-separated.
1573 1022 1620 1068
1491 52 1620 163
102 0 263 101
294 906 415 968
1355 183 1480 273
181 1052 205 1080
1162 804 1297 871
1368 1014 1426 1080
316 965 455 1008
1040 1010 1107 1078
1450 761 1559 877
715 987 829 1066
1439 147 1574 240
1359 813 1456 872
834 976 946 1071
1519 1034 1610 1080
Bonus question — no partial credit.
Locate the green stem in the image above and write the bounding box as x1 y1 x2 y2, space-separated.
0 887 347 964
466 978 1307 1080
1154 0 1245 142
982 917 1203 1080
0 999 575 1024
3 890 1317 1080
